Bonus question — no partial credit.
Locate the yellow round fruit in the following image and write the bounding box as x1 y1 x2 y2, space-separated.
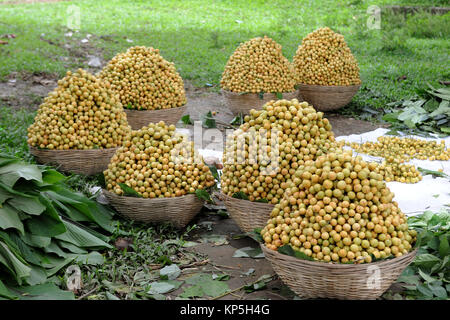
27 69 130 150
99 46 186 110
221 36 296 93
293 27 361 86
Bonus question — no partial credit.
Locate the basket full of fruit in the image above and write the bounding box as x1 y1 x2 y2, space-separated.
102 121 216 228
260 150 418 299
293 27 361 111
99 46 187 129
221 36 298 115
221 98 339 232
27 69 130 175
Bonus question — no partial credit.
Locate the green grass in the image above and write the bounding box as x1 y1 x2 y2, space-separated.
0 106 34 160
0 0 448 112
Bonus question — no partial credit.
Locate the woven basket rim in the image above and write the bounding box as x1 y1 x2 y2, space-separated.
220 192 275 206
29 145 119 153
297 83 361 90
102 188 200 203
221 89 298 96
261 244 418 269
124 104 186 112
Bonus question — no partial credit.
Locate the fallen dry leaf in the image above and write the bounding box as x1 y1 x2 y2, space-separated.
114 237 133 251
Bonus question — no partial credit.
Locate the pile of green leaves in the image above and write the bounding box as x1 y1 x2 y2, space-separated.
394 209 450 300
0 154 115 299
383 84 450 136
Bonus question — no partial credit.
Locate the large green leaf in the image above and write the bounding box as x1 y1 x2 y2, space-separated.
0 189 12 206
55 220 111 249
0 280 17 299
0 204 24 234
26 211 66 238
26 265 48 286
8 195 46 216
21 233 51 249
0 163 42 187
0 241 31 284
57 240 88 254
9 283 75 300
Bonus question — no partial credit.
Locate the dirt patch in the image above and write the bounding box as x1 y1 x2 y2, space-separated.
0 72 58 110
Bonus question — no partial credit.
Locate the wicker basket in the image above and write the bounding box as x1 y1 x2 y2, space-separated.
29 145 118 175
102 189 204 228
124 105 186 130
297 84 360 112
261 244 417 300
222 90 299 115
221 193 274 233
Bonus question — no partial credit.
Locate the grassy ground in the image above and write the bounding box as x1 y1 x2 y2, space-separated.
0 0 448 112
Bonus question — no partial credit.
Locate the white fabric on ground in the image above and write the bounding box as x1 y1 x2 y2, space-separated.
335 128 450 216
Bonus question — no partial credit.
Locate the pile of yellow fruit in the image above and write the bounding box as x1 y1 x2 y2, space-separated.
27 69 130 150
221 99 339 203
261 150 417 263
348 136 450 162
104 121 216 198
293 27 361 86
99 46 186 110
220 36 296 93
346 136 449 183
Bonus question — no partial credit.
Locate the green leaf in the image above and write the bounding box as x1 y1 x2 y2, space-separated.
0 241 31 284
232 246 264 259
418 269 436 283
428 283 447 299
0 280 17 299
55 220 111 249
0 163 43 187
7 195 46 215
414 253 441 270
26 211 66 238
275 92 283 99
179 284 204 298
230 114 243 126
417 167 449 179
202 279 229 297
148 282 175 294
255 198 268 203
382 112 400 123
106 292 120 300
416 283 434 298
439 235 449 258
258 92 264 100
232 191 249 200
0 189 12 205
202 111 216 128
278 244 315 261
195 189 212 203
0 204 24 234
247 228 263 243
118 183 142 198
9 283 75 300
159 264 181 280
181 114 193 125
212 273 230 281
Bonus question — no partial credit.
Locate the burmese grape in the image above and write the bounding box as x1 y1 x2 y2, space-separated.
261 150 417 263
293 27 361 86
99 46 186 110
221 99 339 203
104 121 215 198
221 36 296 93
27 69 130 150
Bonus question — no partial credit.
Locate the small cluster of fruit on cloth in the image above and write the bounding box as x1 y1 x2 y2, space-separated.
293 27 361 86
261 149 417 264
27 69 130 150
104 121 216 198
346 136 450 184
99 46 186 110
220 36 296 93
221 98 339 204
